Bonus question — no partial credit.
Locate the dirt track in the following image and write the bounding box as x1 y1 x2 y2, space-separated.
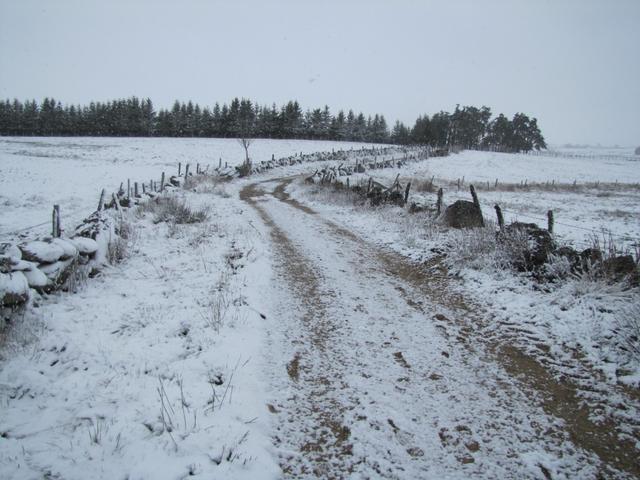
241 177 639 479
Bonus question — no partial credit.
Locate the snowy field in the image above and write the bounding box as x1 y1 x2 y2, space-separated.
0 137 382 239
1 139 639 478
347 149 640 251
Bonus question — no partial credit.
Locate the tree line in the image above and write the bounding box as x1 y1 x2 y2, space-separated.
0 97 546 152
390 105 546 152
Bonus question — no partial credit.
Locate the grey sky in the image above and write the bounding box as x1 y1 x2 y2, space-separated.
1 0 638 146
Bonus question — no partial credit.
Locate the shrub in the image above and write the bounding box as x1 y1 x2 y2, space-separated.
140 196 208 225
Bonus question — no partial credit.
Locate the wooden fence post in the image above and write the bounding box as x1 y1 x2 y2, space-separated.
52 205 61 237
127 179 131 199
494 205 504 231
112 193 121 213
404 181 411 205
436 188 443 216
469 185 484 227
178 162 182 176
184 164 190 179
160 172 165 192
134 182 139 198
547 210 554 234
97 189 106 211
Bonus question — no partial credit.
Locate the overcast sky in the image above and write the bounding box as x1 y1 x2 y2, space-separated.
1 0 638 146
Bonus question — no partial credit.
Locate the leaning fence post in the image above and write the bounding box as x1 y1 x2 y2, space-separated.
52 205 61 237
112 193 121 213
470 184 480 208
404 181 412 205
495 205 504 231
547 210 554 234
97 189 106 211
470 185 484 227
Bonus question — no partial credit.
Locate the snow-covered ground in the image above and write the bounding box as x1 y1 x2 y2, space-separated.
0 185 283 479
1 139 639 478
343 149 640 251
0 137 383 238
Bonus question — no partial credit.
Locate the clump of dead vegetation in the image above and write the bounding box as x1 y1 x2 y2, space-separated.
138 196 209 225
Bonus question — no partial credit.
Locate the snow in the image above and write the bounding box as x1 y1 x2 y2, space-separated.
19 240 65 264
1 139 638 478
0 244 22 263
0 136 384 239
0 271 29 301
70 236 98 254
51 238 79 259
21 265 48 288
0 187 281 479
424 148 640 184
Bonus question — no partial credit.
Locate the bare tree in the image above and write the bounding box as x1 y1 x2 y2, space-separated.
237 137 253 177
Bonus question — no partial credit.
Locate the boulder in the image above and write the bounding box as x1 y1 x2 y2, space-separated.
71 237 99 255
554 246 581 271
7 259 38 272
503 222 555 271
22 266 49 290
580 248 603 271
442 200 484 229
51 238 78 260
0 272 30 307
19 241 65 264
0 243 22 263
39 257 76 289
602 255 638 283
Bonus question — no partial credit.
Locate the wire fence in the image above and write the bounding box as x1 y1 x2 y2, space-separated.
497 206 640 249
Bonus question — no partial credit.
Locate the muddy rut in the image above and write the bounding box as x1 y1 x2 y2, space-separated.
241 178 639 479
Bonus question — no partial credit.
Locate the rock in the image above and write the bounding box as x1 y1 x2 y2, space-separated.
554 246 580 271
503 222 555 271
22 266 49 289
51 238 78 260
0 243 22 263
7 259 38 272
39 258 77 289
602 255 638 283
580 248 603 271
409 194 431 214
71 237 99 255
19 241 65 264
0 271 30 307
442 200 484 229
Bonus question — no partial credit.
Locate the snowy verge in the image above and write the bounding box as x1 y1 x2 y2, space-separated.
0 185 280 479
